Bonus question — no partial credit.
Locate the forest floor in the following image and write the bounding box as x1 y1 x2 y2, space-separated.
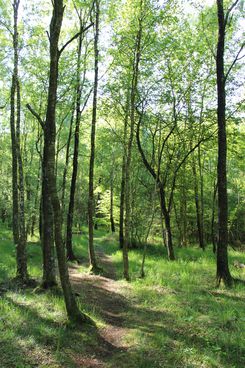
0 225 245 368
68 248 131 367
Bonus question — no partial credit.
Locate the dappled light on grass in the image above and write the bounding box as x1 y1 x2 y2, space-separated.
0 229 244 367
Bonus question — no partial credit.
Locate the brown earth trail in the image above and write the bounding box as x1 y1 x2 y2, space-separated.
68 249 132 367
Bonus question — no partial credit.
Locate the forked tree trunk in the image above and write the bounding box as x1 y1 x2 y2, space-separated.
216 0 232 286
44 0 89 322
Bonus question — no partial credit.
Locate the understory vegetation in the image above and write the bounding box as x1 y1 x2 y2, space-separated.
1 226 245 368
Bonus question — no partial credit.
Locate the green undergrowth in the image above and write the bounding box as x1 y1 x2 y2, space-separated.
93 231 245 368
0 224 245 367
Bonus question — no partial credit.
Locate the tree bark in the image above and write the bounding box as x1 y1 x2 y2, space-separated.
191 151 205 250
10 0 28 281
110 170 115 233
119 96 129 249
43 0 89 322
61 108 74 217
66 24 84 262
123 2 143 280
211 180 218 254
159 185 175 260
88 0 99 272
216 0 232 286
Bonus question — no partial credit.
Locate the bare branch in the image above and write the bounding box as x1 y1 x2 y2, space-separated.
58 23 94 57
80 87 93 114
167 131 216 212
26 104 44 130
225 42 245 82
136 112 157 180
46 30 50 42
0 19 13 36
224 0 240 27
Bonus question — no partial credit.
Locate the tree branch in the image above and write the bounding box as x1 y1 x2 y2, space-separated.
0 19 13 36
224 0 240 27
26 104 44 130
58 23 94 57
136 113 157 180
225 42 245 82
167 131 216 213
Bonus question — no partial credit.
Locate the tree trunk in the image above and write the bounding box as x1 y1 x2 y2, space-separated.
66 25 84 262
61 108 74 216
179 168 187 247
10 0 28 281
159 185 175 260
10 75 19 245
16 79 28 277
123 4 143 280
216 0 232 286
110 171 115 233
198 146 205 246
44 0 89 322
88 0 99 272
41 175 56 287
119 97 129 249
191 151 205 250
211 180 218 254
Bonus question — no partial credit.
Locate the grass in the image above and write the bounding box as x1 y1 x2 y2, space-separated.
0 224 245 367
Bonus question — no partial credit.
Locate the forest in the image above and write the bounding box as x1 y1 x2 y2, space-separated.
0 0 244 367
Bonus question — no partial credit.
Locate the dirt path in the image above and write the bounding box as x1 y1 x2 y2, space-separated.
68 249 131 367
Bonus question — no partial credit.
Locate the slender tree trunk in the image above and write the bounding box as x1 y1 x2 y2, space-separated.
66 26 83 261
119 98 129 249
10 76 19 245
16 79 28 275
191 151 205 250
44 0 89 322
110 171 115 233
123 4 143 280
198 146 205 246
88 0 99 272
159 185 175 260
179 168 187 247
216 0 232 286
140 188 156 278
61 108 74 215
10 0 28 281
212 180 218 253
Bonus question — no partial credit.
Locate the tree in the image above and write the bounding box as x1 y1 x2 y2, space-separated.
66 6 92 261
215 0 243 286
10 0 28 282
41 0 90 322
88 0 100 273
